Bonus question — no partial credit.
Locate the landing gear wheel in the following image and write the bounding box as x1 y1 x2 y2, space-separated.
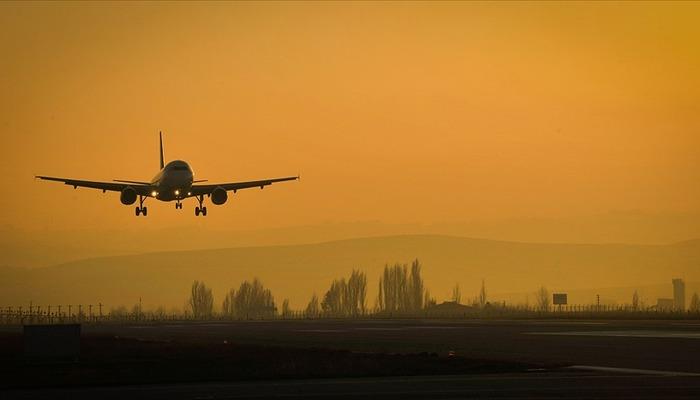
135 195 147 217
195 195 206 216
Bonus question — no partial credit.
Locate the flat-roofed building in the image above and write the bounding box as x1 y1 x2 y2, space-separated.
657 298 674 312
673 278 686 311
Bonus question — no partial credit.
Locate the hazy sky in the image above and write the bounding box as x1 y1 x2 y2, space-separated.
2 2 699 236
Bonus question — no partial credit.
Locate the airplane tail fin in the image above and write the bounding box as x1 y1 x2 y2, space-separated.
159 131 165 170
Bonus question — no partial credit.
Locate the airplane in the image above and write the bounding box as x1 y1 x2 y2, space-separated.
36 132 298 216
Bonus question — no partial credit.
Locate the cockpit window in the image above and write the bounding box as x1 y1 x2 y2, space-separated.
171 165 189 171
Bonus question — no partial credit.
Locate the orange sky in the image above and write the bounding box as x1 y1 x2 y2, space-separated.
1 1 699 237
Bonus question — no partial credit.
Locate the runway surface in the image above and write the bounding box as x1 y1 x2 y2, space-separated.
84 318 700 373
4 319 700 399
6 372 700 399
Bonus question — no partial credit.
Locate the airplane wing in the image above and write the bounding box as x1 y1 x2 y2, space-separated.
189 176 298 196
35 175 153 195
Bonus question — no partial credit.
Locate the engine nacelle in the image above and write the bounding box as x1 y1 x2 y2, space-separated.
120 187 137 205
211 186 228 205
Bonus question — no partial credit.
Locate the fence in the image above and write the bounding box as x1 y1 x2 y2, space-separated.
2 302 700 325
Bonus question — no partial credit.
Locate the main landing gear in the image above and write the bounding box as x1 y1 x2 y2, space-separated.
194 195 207 217
135 195 148 217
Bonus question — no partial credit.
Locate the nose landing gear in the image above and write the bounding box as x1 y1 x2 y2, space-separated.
195 207 207 216
194 195 207 216
135 195 148 216
175 201 183 209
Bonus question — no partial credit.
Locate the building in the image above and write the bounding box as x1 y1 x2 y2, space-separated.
657 298 674 312
673 278 686 311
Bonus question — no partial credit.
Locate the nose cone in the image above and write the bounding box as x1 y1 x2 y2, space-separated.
166 160 192 171
160 161 194 200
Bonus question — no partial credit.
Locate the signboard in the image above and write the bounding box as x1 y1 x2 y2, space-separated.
552 293 568 305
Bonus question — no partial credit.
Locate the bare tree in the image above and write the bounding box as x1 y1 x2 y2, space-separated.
535 286 550 312
479 279 487 307
408 259 424 311
130 303 141 319
452 284 462 304
424 289 436 308
378 260 427 313
222 278 276 319
281 299 291 318
153 305 167 319
188 280 214 319
632 290 640 311
320 270 368 317
346 269 368 316
378 263 405 312
321 278 346 316
305 293 320 317
222 288 234 316
690 292 700 313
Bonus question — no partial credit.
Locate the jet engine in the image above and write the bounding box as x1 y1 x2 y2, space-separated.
120 187 137 205
211 186 228 205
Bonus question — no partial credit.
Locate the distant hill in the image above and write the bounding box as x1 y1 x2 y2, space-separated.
3 213 700 269
1 235 698 310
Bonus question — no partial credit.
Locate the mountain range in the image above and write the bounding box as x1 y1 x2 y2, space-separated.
1 235 698 310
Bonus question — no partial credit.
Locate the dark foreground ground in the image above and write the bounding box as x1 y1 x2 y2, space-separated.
2 318 700 399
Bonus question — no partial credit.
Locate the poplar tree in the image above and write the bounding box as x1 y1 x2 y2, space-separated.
188 280 214 319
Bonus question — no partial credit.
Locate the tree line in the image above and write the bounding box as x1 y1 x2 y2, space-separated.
377 260 435 313
187 259 443 318
185 260 700 319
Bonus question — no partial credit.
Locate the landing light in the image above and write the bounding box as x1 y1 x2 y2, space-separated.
151 191 158 197
187 191 191 196
174 190 180 196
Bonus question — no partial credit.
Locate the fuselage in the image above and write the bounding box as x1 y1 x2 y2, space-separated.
150 160 194 201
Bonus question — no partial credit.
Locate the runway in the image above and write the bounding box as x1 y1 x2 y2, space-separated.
3 319 700 399
83 318 700 373
6 372 700 399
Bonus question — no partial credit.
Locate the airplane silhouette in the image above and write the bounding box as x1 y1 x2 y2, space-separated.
36 132 298 216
